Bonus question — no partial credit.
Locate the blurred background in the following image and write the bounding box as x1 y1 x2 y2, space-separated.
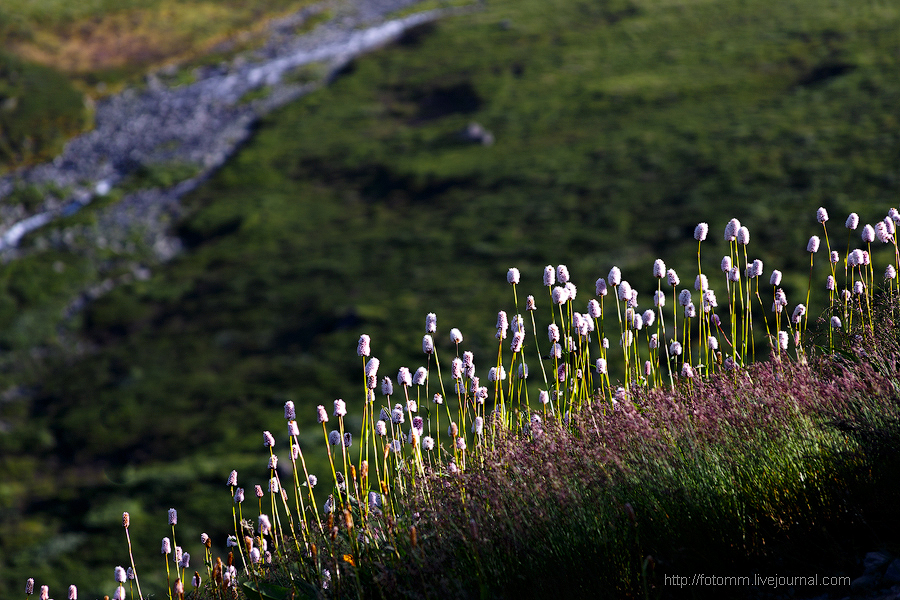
0 0 898 595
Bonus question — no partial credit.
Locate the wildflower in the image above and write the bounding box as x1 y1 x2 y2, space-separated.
307 475 318 488
450 328 463 344
518 363 529 379
116 566 127 583
552 286 569 305
679 289 692 306
227 535 238 547
113 586 125 600
608 266 622 287
343 433 352 447
565 281 578 301
256 485 264 498
41 586 49 600
728 267 740 283
831 316 842 329
621 330 633 347
250 548 261 564
332 399 347 418
26 579 34 595
862 224 876 243
807 235 820 253
774 288 787 307
317 405 328 423
876 221 892 243
830 251 839 264
268 455 278 470
643 361 652 377
737 226 750 245
632 311 644 330
391 407 404 424
642 309 655 327
425 312 437 333
588 298 601 318
667 268 680 287
826 276 836 291
397 367 412 387
474 416 484 436
414 367 428 385
817 207 829 223
694 274 708 292
180 553 190 569
192 573 201 588
422 335 434 354
69 585 77 600
526 295 537 310
433 393 443 404
448 422 459 437
476 386 489 403
259 514 272 535
703 290 718 309
488 366 507 381
162 537 172 554
462 350 474 367
507 267 521 284
602 337 609 348
627 288 639 308
511 330 525 352
751 260 764 278
778 331 789 350
557 264 570 284
694 222 709 241
548 323 560 342
539 390 550 404
543 265 555 286
708 336 719 351
653 259 666 278
407 398 418 412
654 290 666 307
617 280 632 301
670 341 683 356
423 436 435 451
234 488 244 503
846 213 859 229
456 437 467 451
681 363 695 378
721 256 732 272
357 334 371 357
168 508 177 525
596 278 608 296
724 218 741 241
685 303 696 318
854 281 865 295
381 377 393 396
791 304 806 325
770 270 782 286
885 216 896 235
887 265 897 280
291 443 300 459
328 430 340 445
649 334 658 349
288 420 299 436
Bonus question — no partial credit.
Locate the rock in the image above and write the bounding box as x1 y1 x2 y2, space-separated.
865 552 894 574
885 559 900 584
852 574 880 592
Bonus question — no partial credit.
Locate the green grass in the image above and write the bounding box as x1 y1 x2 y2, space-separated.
1 0 899 595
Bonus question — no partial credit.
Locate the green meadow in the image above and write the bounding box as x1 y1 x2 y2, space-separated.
1 0 899 595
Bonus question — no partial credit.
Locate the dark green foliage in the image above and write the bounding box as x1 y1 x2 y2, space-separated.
0 50 89 170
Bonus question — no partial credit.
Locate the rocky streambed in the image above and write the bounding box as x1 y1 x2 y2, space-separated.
0 0 450 261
